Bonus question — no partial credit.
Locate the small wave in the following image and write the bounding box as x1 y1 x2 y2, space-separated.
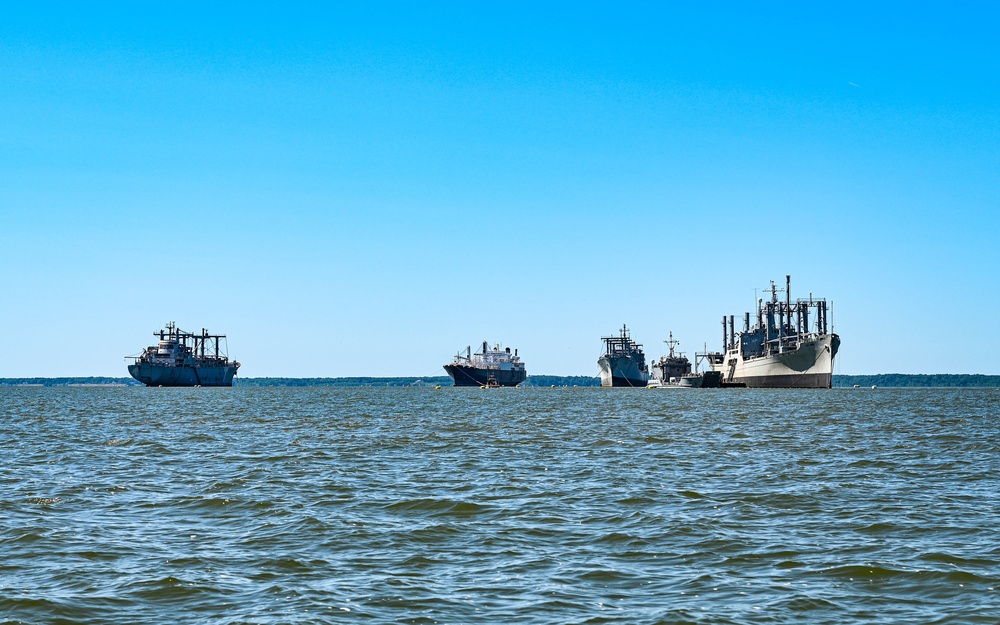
384 498 492 516
822 564 909 578
823 562 995 589
591 438 627 447
919 551 998 567
172 496 237 510
398 554 440 568
616 496 656 505
126 576 211 601
772 595 841 611
257 557 315 571
577 568 640 582
678 490 705 499
406 524 461 541
642 436 675 443
0 596 71 621
14 531 46 542
594 531 640 544
846 458 894 469
857 522 901 534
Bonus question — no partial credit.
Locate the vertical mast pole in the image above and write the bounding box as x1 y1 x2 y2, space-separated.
722 316 727 354
785 275 791 344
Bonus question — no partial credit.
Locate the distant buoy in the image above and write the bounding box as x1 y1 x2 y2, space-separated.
435 385 441 390
551 385 556 388
872 385 877 389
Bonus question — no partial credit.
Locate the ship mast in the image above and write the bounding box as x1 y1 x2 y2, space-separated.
664 332 680 359
154 322 230 362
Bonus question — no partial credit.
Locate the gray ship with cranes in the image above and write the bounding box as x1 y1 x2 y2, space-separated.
704 275 840 388
127 322 240 387
597 324 650 387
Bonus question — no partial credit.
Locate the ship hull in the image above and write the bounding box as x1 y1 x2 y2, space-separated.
444 364 526 387
648 373 712 389
128 363 238 387
598 356 649 388
712 334 839 389
677 374 704 388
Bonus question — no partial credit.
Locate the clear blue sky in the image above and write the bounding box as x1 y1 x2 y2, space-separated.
2 3 998 377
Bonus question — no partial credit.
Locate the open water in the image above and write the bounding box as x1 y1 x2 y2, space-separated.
1 386 998 624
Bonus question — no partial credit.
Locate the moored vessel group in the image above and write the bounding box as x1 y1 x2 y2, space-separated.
605 275 839 389
127 275 839 389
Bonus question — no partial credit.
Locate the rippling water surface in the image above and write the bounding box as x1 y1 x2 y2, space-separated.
2 386 998 624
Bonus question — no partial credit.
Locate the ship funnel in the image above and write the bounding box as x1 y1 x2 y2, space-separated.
722 316 728 353
785 275 791 327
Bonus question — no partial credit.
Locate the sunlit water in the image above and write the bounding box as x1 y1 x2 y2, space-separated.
2 386 998 624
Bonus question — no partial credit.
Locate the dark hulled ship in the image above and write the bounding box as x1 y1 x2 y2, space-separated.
597 324 649 387
127 322 240 387
444 341 526 387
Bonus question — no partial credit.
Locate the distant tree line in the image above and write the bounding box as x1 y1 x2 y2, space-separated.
0 377 140 386
236 376 603 387
521 375 602 387
234 377 454 387
832 374 1000 388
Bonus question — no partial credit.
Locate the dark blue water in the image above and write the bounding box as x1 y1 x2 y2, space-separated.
2 387 998 624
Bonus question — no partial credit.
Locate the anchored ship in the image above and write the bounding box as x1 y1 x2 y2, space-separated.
127 322 240 387
444 341 526 387
598 324 650 387
649 332 701 388
704 276 840 388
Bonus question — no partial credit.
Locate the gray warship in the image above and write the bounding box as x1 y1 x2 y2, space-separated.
597 324 650 387
444 341 526 387
705 275 840 388
127 322 240 387
648 332 720 388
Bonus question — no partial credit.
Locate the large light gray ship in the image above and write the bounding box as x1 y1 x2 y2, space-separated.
705 276 840 388
127 322 240 387
598 324 650 387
